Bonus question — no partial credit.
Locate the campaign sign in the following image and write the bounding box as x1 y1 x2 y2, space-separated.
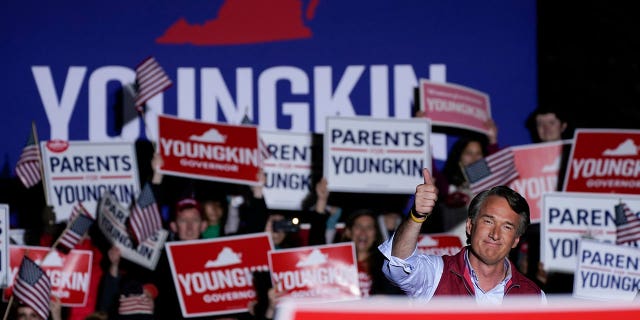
4 246 92 306
165 233 273 318
540 192 640 273
0 205 8 288
40 140 140 223
324 117 431 193
261 131 313 210
509 140 570 223
563 129 640 194
416 233 464 256
419 80 491 135
268 242 360 300
574 238 640 301
275 296 640 320
158 114 261 185
97 192 168 270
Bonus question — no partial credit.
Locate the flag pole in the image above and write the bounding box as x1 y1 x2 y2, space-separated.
138 106 158 154
2 295 14 320
139 106 164 188
31 122 56 226
31 122 48 202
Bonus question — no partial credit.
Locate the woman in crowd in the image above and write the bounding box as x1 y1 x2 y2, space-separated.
340 209 403 296
200 196 228 239
424 135 498 234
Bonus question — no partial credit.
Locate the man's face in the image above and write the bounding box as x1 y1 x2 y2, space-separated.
466 195 521 267
171 207 205 241
535 113 566 142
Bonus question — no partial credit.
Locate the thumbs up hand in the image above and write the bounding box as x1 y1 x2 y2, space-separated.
414 168 438 217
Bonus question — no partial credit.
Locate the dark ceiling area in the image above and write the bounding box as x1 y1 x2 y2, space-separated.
538 1 640 131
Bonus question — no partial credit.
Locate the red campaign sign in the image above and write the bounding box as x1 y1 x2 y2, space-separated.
416 234 464 256
563 129 640 194
278 298 640 320
4 246 93 307
165 233 273 318
268 243 360 300
509 141 568 223
158 114 261 185
419 80 491 135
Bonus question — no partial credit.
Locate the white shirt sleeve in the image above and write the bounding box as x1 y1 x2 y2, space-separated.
377 233 444 300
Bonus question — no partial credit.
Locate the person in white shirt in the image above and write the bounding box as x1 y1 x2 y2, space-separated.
379 168 544 303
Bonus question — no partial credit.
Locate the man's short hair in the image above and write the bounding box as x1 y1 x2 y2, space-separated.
467 185 530 236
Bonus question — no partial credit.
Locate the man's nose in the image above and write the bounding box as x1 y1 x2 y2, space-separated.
489 227 499 240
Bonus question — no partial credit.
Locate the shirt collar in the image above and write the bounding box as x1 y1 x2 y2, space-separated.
464 248 513 293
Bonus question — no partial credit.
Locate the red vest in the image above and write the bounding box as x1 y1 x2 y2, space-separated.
434 247 541 296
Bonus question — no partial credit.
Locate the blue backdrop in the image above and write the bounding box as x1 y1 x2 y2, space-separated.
1 0 537 172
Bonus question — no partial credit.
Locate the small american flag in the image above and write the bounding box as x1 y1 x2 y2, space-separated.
118 294 154 315
13 256 51 320
68 201 92 222
464 147 519 195
615 202 640 245
56 205 94 253
15 131 41 188
134 56 172 112
128 184 163 244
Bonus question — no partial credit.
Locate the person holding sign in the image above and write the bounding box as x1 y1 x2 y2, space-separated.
441 137 498 207
522 106 574 293
379 169 543 303
151 198 208 320
526 106 571 143
436 136 500 233
340 209 403 297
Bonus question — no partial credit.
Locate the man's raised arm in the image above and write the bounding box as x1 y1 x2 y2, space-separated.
391 168 438 259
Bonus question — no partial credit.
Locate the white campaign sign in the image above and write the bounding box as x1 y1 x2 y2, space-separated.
324 117 431 193
97 192 167 270
261 131 313 210
0 204 8 288
40 141 140 222
574 238 640 301
541 192 640 273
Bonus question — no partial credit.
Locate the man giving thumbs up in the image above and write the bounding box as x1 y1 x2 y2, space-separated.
378 168 543 303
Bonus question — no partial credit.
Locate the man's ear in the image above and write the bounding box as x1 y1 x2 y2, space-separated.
465 218 473 236
170 221 177 233
511 236 521 249
199 221 207 233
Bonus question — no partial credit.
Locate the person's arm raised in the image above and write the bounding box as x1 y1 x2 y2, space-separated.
391 168 438 259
